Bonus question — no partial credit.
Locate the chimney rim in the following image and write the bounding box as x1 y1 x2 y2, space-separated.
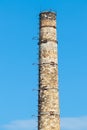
39 11 56 16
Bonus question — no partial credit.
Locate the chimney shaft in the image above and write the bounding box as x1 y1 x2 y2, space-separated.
38 11 60 130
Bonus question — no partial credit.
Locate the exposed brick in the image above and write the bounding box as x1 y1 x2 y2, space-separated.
38 11 60 130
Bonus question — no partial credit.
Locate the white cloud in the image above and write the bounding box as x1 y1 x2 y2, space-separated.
61 116 87 130
1 116 87 130
2 119 37 130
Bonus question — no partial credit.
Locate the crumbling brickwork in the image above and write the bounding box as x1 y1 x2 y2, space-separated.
38 12 60 130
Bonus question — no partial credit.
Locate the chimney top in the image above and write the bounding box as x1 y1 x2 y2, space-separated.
39 11 56 20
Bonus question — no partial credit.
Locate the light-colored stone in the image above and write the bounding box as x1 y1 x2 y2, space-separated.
38 12 60 130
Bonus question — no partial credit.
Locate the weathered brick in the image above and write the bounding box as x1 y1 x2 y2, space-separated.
38 12 60 130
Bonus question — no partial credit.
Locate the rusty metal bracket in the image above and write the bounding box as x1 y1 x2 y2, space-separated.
38 112 59 116
38 87 58 91
38 39 58 44
39 62 58 66
40 25 56 29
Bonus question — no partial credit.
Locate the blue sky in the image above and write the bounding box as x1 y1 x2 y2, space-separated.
0 0 87 130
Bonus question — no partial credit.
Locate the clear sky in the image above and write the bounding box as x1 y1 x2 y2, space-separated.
0 0 87 130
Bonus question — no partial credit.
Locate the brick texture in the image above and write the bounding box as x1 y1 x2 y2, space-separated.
38 12 60 130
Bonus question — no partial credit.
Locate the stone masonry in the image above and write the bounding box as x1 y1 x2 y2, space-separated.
38 12 60 130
